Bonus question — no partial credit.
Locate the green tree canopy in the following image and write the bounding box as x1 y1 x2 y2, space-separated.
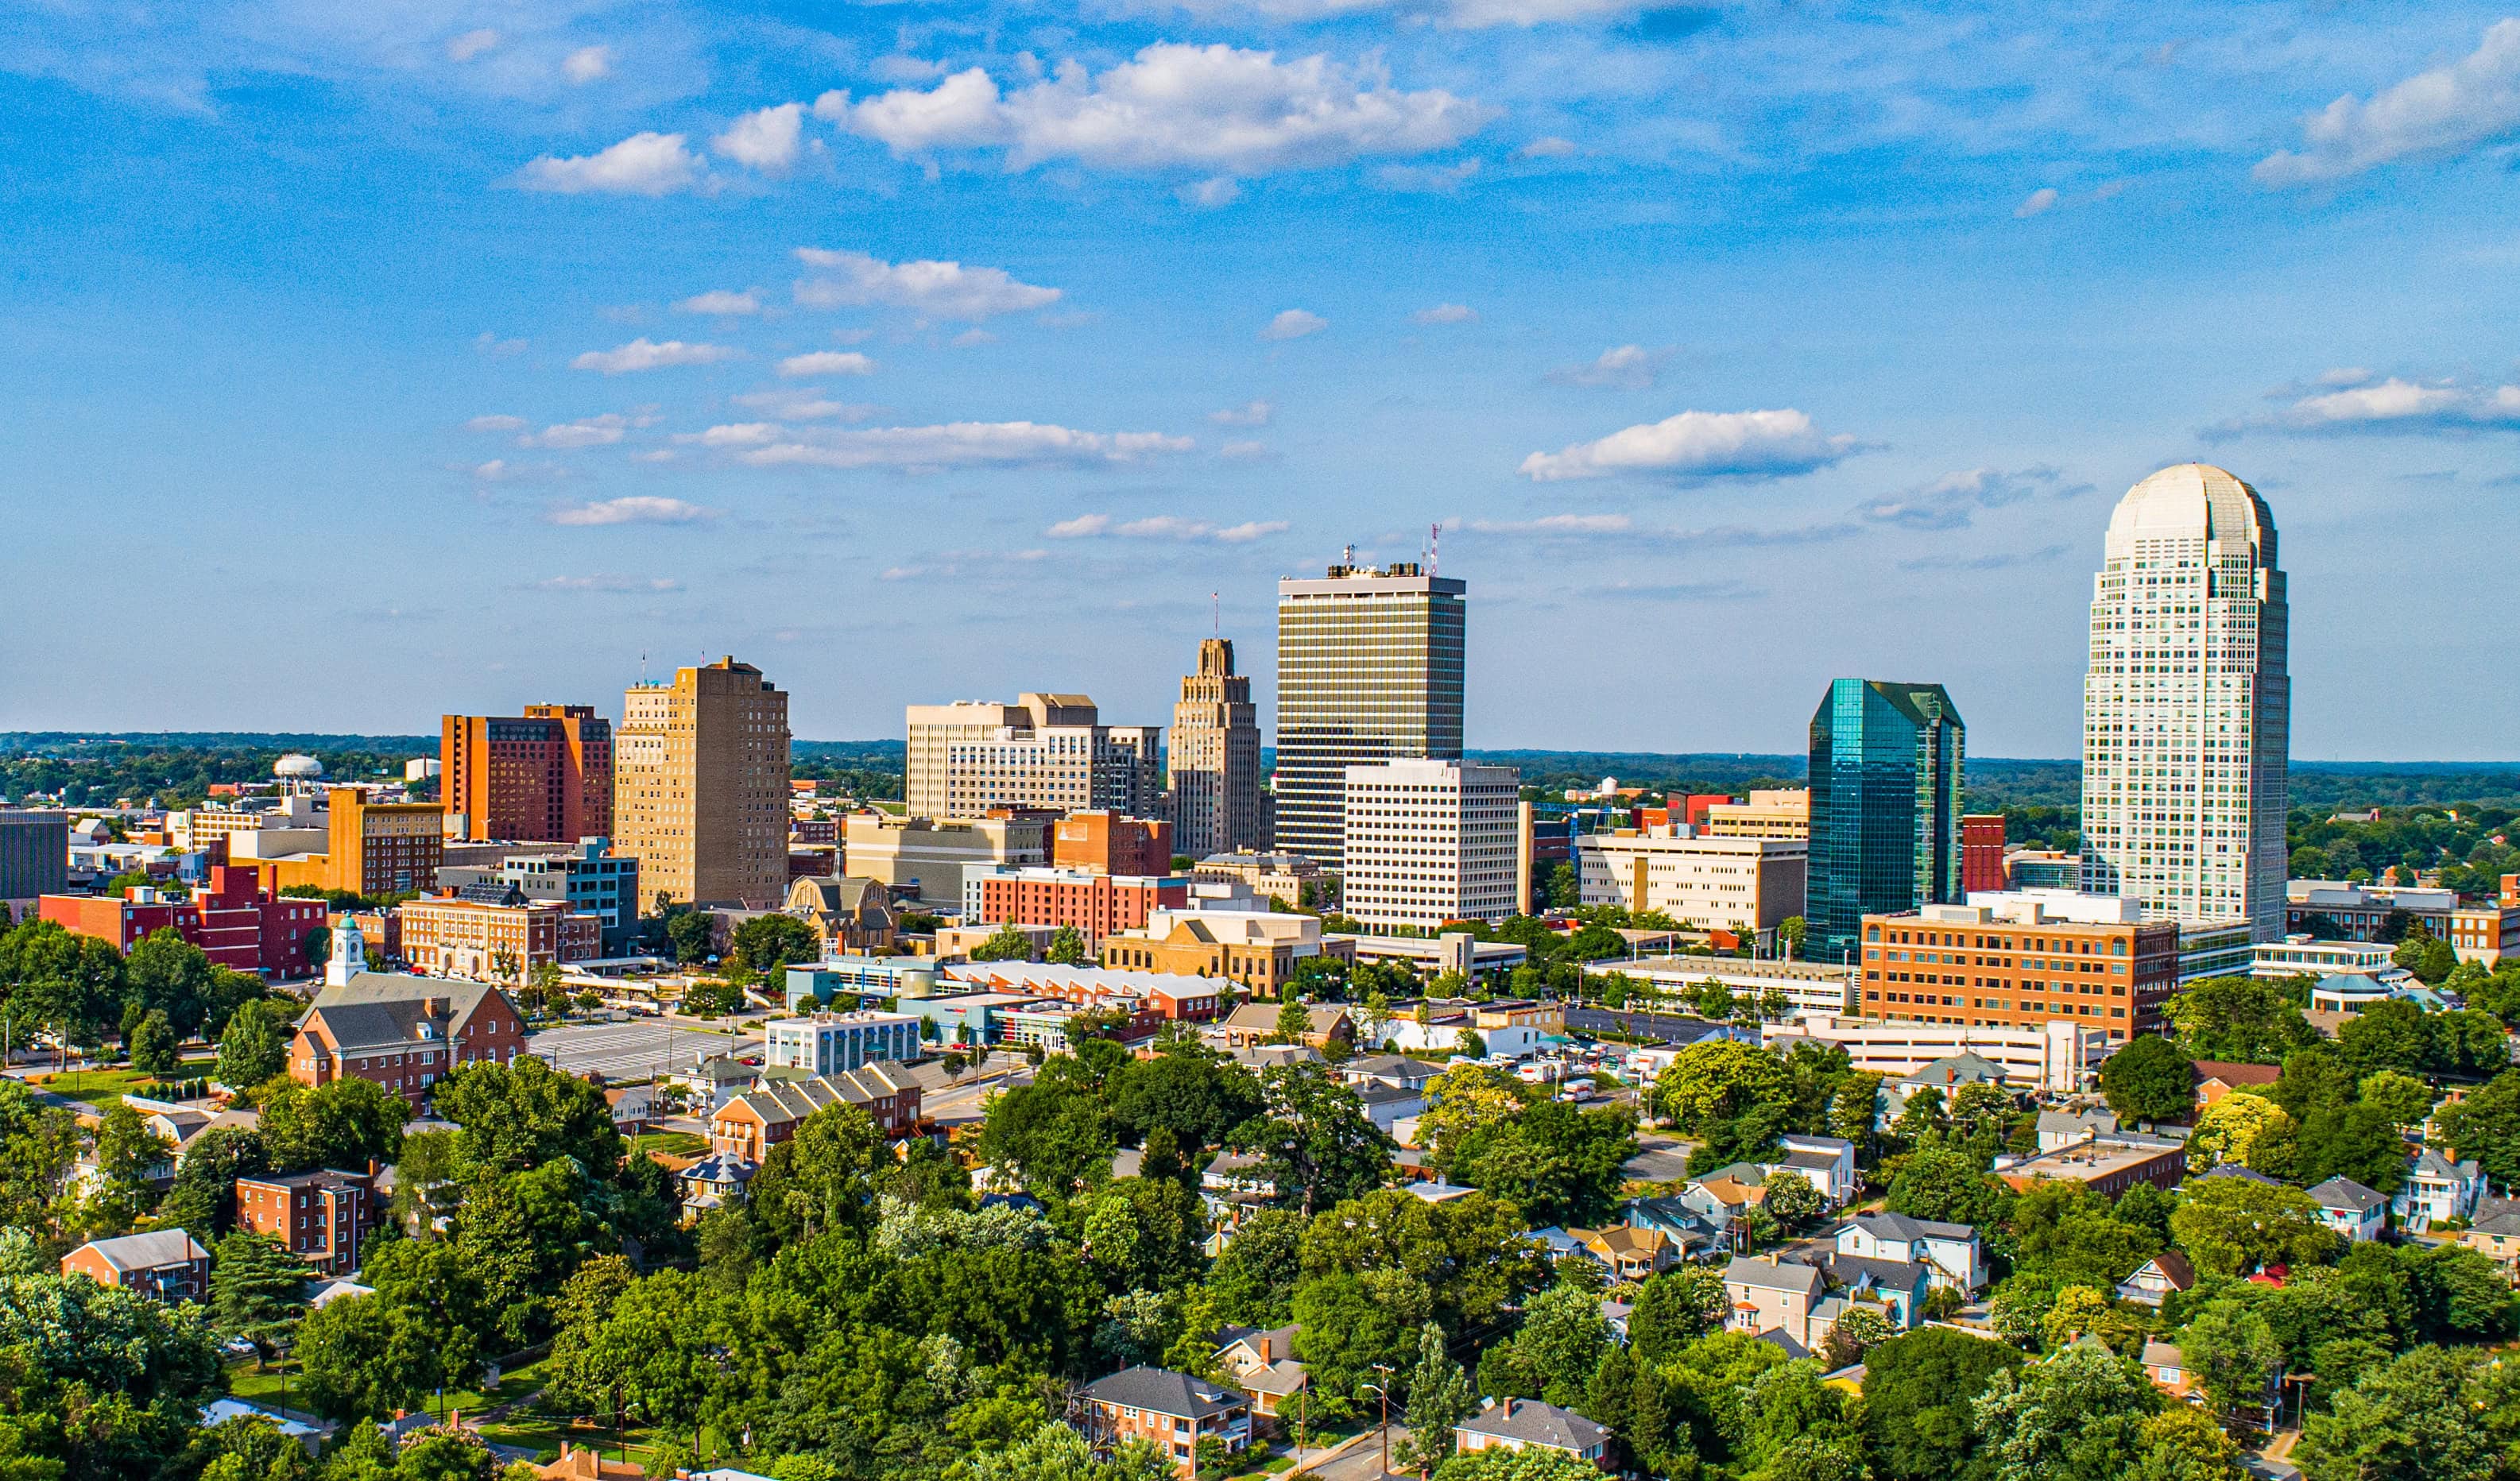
2099 1034 2195 1124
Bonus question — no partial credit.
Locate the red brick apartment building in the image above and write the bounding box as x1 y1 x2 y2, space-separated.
290 973 529 1108
41 866 326 976
235 1168 379 1275
975 868 1188 946
441 706 614 844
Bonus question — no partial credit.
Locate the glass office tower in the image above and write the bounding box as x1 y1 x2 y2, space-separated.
1807 679 1966 963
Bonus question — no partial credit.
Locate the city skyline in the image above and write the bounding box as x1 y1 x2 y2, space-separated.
6 6 2520 758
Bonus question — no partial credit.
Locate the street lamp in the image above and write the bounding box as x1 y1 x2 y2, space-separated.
1359 1363 1395 1480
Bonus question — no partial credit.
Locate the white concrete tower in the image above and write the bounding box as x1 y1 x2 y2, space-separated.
2080 463 2290 940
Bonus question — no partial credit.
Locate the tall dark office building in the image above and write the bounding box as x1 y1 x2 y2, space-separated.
1274 562 1466 870
1806 679 1965 963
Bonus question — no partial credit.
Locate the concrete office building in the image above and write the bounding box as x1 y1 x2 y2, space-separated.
1169 637 1268 857
441 706 613 843
1054 810 1174 876
2080 464 2290 941
1702 790 1810 840
1275 562 1466 868
1341 759 1521 930
438 838 641 954
845 812 1048 906
0 810 68 905
617 658 791 909
1574 828 1806 943
1858 890 2182 1042
1807 680 1965 964
762 1010 922 1076
903 694 1161 820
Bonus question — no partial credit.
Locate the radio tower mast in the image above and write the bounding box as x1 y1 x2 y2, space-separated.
1428 522 1441 576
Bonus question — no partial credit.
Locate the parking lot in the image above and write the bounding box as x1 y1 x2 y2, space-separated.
1565 1006 1739 1045
527 1019 758 1082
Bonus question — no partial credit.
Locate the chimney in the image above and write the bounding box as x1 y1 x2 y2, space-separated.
1256 1334 1272 1363
1503 1398 1517 1418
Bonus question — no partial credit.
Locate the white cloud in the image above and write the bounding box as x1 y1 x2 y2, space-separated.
518 133 705 196
1047 513 1287 541
572 338 741 373
546 496 717 525
446 29 499 63
1210 400 1272 427
2014 187 2059 217
1465 512 1634 534
466 414 528 433
472 458 514 481
870 56 950 84
474 332 528 358
2249 373 2520 432
730 389 876 421
792 248 1062 321
563 45 613 84
1413 303 1477 324
673 423 784 447
716 103 806 172
521 415 635 449
536 574 682 592
1378 159 1481 193
778 350 877 377
1262 309 1326 341
1520 408 1856 481
1519 136 1577 158
2256 20 2520 185
1180 177 1242 207
1856 466 2085 529
737 422 1193 472
1217 439 1273 462
834 45 1488 176
950 329 996 347
1546 344 1669 389
675 289 761 316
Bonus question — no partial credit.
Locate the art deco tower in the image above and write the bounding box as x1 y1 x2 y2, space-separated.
2079 463 2290 940
1170 637 1265 857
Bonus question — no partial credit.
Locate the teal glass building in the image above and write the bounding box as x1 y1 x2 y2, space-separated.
1806 679 1966 963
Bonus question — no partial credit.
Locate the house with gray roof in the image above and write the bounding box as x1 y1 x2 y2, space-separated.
1723 1255 1829 1348
2393 1149 2484 1228
2036 1107 2121 1152
2306 1175 2386 1243
60 1230 211 1301
1455 1398 1609 1464
1071 1366 1250 1477
1833 1210 1985 1293
1212 1324 1307 1420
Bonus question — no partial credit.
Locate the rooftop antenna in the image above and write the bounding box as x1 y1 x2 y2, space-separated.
1342 543 1356 569
1429 522 1441 577
1212 592 1220 636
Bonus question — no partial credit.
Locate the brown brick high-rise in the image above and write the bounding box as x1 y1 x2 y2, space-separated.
441 706 614 843
615 658 790 909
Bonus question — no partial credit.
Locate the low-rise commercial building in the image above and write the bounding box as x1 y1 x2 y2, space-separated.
2251 936 2400 980
843 812 1047 906
1098 881 1340 995
41 866 327 976
945 961 1229 1023
784 957 942 1011
1992 1132 2187 1197
762 1010 922 1075
1189 850 1322 908
1860 891 2181 1042
1762 1015 2107 1096
970 866 1188 947
2286 880 2457 943
1701 790 1809 840
395 891 602 980
1592 955 1856 1018
437 838 640 954
1332 930 1527 979
1574 828 1806 945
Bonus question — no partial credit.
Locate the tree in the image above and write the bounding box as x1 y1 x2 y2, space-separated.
1044 926 1090 966
1450 1097 1638 1228
124 928 216 1042
1653 1039 1790 1131
257 1076 408 1173
1885 1145 2007 1232
0 1226 223 1480
0 918 126 1058
977 1078 1115 1203
1105 1048 1264 1153
2356 1069 2431 1127
664 911 715 965
1391 1321 1474 1475
970 926 1035 962
2169 1174 2340 1278
1819 1304 1893 1368
2295 1345 2495 1481
1434 1449 1607 1481
1229 1061 1390 1217
216 999 295 1089
1972 1343 2165 1480
2100 1034 2195 1124
1271 996 1312 1044
1779 916 1808 957
2436 1069 2520 1189
2187 1091 2293 1171
2176 1298 2282 1431
2160 976 2317 1065
210 1232 311 1356
127 1008 178 1076
1860 1326 2026 1481
1489 1282 1609 1407
1762 1169 1826 1231
1629 1265 1729 1364
362 1237 491 1389
294 1291 439 1423
1291 1270 1426 1424
731 914 819 973
160 1123 268 1238
432 1054 623 1180
88 1104 173 1223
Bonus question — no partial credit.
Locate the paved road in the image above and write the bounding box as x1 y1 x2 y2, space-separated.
527 1020 757 1081
1295 1425 1411 1480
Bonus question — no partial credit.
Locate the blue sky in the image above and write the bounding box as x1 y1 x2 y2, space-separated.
3 2 2518 758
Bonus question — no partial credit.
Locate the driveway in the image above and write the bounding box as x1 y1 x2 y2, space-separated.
1295 1424 1413 1480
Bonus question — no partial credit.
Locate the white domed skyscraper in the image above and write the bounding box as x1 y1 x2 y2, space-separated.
2079 463 2290 941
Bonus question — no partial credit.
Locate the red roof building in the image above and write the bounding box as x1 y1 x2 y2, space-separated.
41 867 327 976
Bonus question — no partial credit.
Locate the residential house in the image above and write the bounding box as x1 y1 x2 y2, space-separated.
1723 1255 1829 1349
1353 1083 1426 1133
708 1065 922 1158
532 1442 645 1481
679 1150 756 1218
2460 1199 2520 1277
1454 1398 1609 1465
2139 1341 2194 1400
673 1055 758 1115
2116 1251 2197 1307
1812 1252 1930 1329
605 1083 656 1132
1833 1212 1986 1293
1570 1225 1678 1280
2307 1176 2387 1243
235 1167 379 1277
2193 1060 2281 1109
1624 1196 1727 1257
1071 1366 1251 1479
1878 1054 2011 1125
1337 1055 1449 1093
197 1399 325 1457
2035 1108 2121 1152
2394 1150 2485 1228
1762 1134 1859 1208
60 1230 211 1301
1212 1324 1308 1422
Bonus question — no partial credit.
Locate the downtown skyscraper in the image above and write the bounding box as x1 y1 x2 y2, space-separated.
1274 561 1466 870
1169 637 1267 858
2079 463 2290 940
1806 679 1965 964
615 657 791 909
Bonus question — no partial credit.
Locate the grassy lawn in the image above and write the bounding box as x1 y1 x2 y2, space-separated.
629 1131 707 1158
31 1057 220 1108
228 1356 551 1422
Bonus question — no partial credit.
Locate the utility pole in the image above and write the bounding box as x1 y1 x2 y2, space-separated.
1366 1363 1394 1479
